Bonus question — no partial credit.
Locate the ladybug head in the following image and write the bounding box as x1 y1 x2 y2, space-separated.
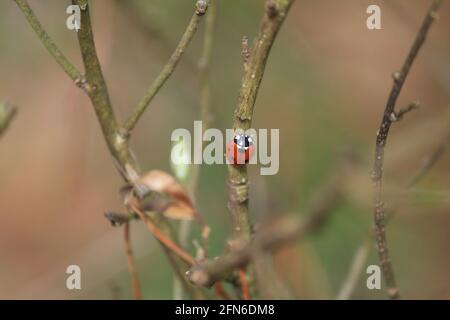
233 133 253 152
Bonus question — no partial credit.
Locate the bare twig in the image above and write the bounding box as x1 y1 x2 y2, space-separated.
371 0 442 299
123 0 210 135
389 101 420 122
124 223 142 300
0 102 17 137
131 205 196 266
14 0 82 81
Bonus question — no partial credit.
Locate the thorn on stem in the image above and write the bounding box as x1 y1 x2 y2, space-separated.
195 0 208 16
390 101 420 122
392 71 401 82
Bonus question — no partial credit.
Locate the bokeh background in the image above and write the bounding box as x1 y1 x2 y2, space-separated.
1 0 450 299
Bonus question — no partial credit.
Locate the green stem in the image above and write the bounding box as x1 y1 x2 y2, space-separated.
175 0 217 300
14 0 82 81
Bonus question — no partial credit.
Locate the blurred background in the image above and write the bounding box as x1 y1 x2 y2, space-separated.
0 0 450 299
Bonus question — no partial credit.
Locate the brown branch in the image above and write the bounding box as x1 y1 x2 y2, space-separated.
124 223 142 300
0 102 17 137
371 0 442 300
123 0 210 136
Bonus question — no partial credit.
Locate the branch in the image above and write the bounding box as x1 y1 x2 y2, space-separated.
104 211 139 226
227 0 295 244
72 0 135 169
15 0 206 299
124 223 142 300
371 0 442 300
74 0 206 300
0 102 17 137
123 0 210 136
226 0 295 297
13 0 82 81
339 125 450 300
188 165 343 288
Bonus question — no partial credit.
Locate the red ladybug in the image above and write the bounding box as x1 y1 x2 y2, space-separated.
226 133 255 165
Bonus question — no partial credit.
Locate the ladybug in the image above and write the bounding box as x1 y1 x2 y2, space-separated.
226 133 255 165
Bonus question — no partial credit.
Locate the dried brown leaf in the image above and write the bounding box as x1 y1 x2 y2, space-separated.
125 170 197 221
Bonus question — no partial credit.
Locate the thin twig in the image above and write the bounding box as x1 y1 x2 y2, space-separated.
131 205 196 266
407 131 450 187
14 0 82 81
389 101 420 122
0 102 17 137
336 238 371 300
104 211 139 226
371 0 442 299
123 0 210 135
124 223 142 300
